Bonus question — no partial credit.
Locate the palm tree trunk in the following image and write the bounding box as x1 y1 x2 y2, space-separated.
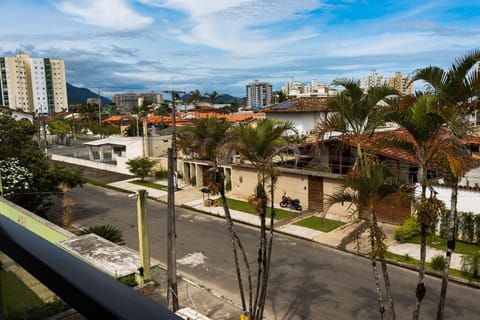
258 174 277 319
252 182 267 320
219 182 253 316
370 220 385 320
369 209 386 320
436 178 458 320
413 158 428 320
371 207 396 319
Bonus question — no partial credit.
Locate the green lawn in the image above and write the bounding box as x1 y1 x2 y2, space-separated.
293 216 346 232
218 198 297 220
406 235 480 256
384 251 477 281
129 180 169 191
1 268 43 316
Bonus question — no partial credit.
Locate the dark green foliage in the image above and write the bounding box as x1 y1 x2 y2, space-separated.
191 176 196 186
154 168 168 179
225 178 232 192
461 254 480 278
430 254 446 271
78 224 126 245
395 216 421 242
0 110 84 217
437 210 480 244
126 157 157 181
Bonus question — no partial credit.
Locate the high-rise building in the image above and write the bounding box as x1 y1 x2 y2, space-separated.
282 78 337 97
113 92 164 111
360 70 388 92
388 72 414 96
0 53 68 114
360 70 413 95
246 80 272 108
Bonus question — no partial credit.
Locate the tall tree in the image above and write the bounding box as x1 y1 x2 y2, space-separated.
0 110 84 217
205 90 220 105
411 48 480 319
379 94 452 320
316 80 398 173
326 157 405 320
177 117 253 315
187 89 203 109
235 118 295 319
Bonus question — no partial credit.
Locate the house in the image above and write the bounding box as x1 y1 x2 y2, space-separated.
265 97 333 135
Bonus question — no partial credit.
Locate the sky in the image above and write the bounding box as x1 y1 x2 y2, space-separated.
1 0 480 98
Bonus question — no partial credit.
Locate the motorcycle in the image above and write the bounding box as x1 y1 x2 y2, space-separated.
279 193 302 211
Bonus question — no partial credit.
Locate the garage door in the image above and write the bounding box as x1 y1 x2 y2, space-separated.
308 176 323 212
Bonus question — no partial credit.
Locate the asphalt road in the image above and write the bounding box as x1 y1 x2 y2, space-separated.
55 184 480 320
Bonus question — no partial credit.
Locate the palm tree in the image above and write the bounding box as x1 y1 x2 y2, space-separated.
235 118 295 320
187 89 203 110
205 90 220 105
380 94 450 320
316 80 399 173
326 157 404 320
411 49 480 320
177 117 253 314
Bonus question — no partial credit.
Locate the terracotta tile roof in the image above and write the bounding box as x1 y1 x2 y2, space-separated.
332 128 480 165
266 97 331 113
146 112 264 126
460 136 480 146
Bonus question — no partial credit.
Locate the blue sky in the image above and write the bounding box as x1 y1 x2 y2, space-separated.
1 0 479 98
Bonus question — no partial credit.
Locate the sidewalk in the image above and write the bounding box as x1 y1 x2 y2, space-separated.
108 178 466 271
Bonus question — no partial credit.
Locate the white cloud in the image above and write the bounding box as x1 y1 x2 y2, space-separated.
143 0 321 55
55 0 153 30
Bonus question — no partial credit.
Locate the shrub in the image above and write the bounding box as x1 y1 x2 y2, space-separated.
394 216 421 242
461 254 480 279
225 178 232 192
78 224 125 245
191 175 197 186
430 254 445 271
154 168 168 179
126 157 157 181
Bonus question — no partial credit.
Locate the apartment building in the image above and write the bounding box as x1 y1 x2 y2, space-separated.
282 78 338 98
246 80 272 108
113 92 164 111
0 53 68 114
388 71 414 95
360 69 413 95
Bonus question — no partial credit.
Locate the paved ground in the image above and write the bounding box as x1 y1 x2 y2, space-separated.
108 177 465 270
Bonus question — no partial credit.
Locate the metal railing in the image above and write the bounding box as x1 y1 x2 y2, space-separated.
0 213 181 320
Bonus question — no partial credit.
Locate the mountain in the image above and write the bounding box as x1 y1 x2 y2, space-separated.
67 83 112 106
179 93 244 104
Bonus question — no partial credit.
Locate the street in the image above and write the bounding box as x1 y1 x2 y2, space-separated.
56 184 480 319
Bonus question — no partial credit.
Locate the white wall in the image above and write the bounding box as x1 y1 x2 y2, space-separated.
423 185 480 214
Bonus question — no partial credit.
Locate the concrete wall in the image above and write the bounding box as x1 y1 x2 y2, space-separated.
323 177 353 219
0 199 74 243
230 166 308 206
51 154 133 175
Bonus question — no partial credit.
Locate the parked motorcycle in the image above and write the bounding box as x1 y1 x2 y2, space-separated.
279 193 302 211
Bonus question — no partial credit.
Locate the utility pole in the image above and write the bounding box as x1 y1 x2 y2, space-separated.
163 90 185 190
166 148 179 311
135 189 151 285
97 89 102 126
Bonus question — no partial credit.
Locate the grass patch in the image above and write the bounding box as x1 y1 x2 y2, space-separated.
384 252 478 282
406 235 480 256
218 198 297 220
129 180 169 191
293 216 346 232
84 178 129 193
1 268 43 315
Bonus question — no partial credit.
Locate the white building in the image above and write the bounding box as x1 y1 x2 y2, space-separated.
0 53 68 114
282 78 338 98
246 80 272 108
